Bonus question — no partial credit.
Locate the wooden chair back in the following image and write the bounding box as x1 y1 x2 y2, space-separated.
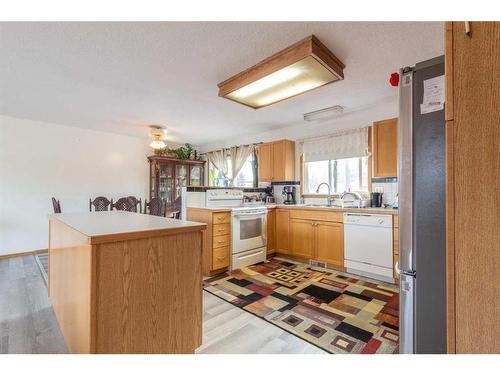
144 197 165 216
127 196 142 213
51 197 61 214
111 197 134 212
89 196 111 212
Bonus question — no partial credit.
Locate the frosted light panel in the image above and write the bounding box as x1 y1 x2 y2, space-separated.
225 56 338 108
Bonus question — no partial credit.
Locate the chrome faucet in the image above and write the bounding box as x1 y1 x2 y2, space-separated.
316 182 334 207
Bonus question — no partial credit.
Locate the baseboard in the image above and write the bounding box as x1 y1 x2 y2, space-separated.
0 249 48 260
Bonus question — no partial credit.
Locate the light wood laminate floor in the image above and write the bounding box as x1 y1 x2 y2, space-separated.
0 255 325 354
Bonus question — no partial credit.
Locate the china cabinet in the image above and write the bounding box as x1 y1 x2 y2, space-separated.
148 156 205 211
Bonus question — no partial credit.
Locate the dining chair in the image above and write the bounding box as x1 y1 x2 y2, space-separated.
127 196 142 213
89 196 111 212
144 197 165 216
170 211 181 219
51 197 61 214
111 197 134 212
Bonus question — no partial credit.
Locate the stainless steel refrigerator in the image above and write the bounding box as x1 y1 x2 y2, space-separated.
398 56 447 354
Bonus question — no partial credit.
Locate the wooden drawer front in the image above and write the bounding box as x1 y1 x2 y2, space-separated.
212 247 230 270
213 223 230 237
393 227 399 254
289 209 343 223
213 234 230 249
212 212 230 224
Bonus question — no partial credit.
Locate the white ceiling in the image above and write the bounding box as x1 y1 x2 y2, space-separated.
0 22 443 147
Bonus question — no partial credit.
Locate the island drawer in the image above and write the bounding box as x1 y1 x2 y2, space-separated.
212 246 230 269
213 234 230 249
212 212 231 224
213 223 230 236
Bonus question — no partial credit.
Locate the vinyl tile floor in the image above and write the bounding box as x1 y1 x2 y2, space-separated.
0 255 325 354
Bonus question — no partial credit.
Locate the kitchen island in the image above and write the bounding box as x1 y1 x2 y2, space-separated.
48 211 206 354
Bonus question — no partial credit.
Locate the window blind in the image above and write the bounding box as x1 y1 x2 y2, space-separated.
302 127 369 162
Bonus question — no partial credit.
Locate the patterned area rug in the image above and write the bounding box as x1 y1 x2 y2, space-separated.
204 258 399 354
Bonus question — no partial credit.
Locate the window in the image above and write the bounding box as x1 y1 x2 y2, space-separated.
209 154 255 187
304 156 368 194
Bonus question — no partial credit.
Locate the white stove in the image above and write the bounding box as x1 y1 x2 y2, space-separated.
205 189 267 270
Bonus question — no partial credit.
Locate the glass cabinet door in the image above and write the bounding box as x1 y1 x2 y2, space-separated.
175 164 188 199
190 165 203 186
159 163 173 204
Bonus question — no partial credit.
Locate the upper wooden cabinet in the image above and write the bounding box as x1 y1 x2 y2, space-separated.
258 140 295 182
372 118 398 177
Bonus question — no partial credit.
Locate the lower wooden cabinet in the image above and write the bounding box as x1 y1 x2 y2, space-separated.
289 218 315 259
266 208 276 256
275 209 290 254
284 210 344 269
315 221 344 268
186 208 231 276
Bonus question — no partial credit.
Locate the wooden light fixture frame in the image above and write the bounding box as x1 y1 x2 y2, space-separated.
217 35 345 109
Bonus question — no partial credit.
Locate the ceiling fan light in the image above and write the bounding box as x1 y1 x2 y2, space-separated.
150 139 167 150
149 125 167 149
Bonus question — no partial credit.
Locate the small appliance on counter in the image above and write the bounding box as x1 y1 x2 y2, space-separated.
338 191 371 208
282 185 297 205
370 192 383 207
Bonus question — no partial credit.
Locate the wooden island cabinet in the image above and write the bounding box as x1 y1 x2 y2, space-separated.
48 211 206 354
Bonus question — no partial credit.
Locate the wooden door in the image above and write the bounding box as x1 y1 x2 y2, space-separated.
275 209 290 254
446 22 500 354
315 221 344 268
372 118 398 177
289 218 315 259
272 140 286 181
258 142 273 181
266 208 276 256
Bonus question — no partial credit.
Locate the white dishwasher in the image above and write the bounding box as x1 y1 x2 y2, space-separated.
343 213 393 282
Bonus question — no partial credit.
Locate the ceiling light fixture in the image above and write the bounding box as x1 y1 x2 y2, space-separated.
149 125 167 150
303 105 345 122
217 35 345 109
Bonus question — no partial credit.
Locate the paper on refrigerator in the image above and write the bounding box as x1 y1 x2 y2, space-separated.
420 75 445 114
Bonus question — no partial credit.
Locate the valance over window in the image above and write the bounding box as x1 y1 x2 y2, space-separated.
302 127 369 162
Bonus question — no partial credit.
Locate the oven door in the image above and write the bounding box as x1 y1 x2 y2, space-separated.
232 210 267 254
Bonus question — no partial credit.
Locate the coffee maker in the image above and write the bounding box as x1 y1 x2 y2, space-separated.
282 186 297 205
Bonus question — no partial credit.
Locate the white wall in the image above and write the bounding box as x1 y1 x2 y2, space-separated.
0 115 155 255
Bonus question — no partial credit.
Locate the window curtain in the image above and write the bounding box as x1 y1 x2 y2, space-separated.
207 149 229 178
229 145 254 186
302 127 369 162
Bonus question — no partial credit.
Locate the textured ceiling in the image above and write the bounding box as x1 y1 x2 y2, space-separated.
0 22 443 146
